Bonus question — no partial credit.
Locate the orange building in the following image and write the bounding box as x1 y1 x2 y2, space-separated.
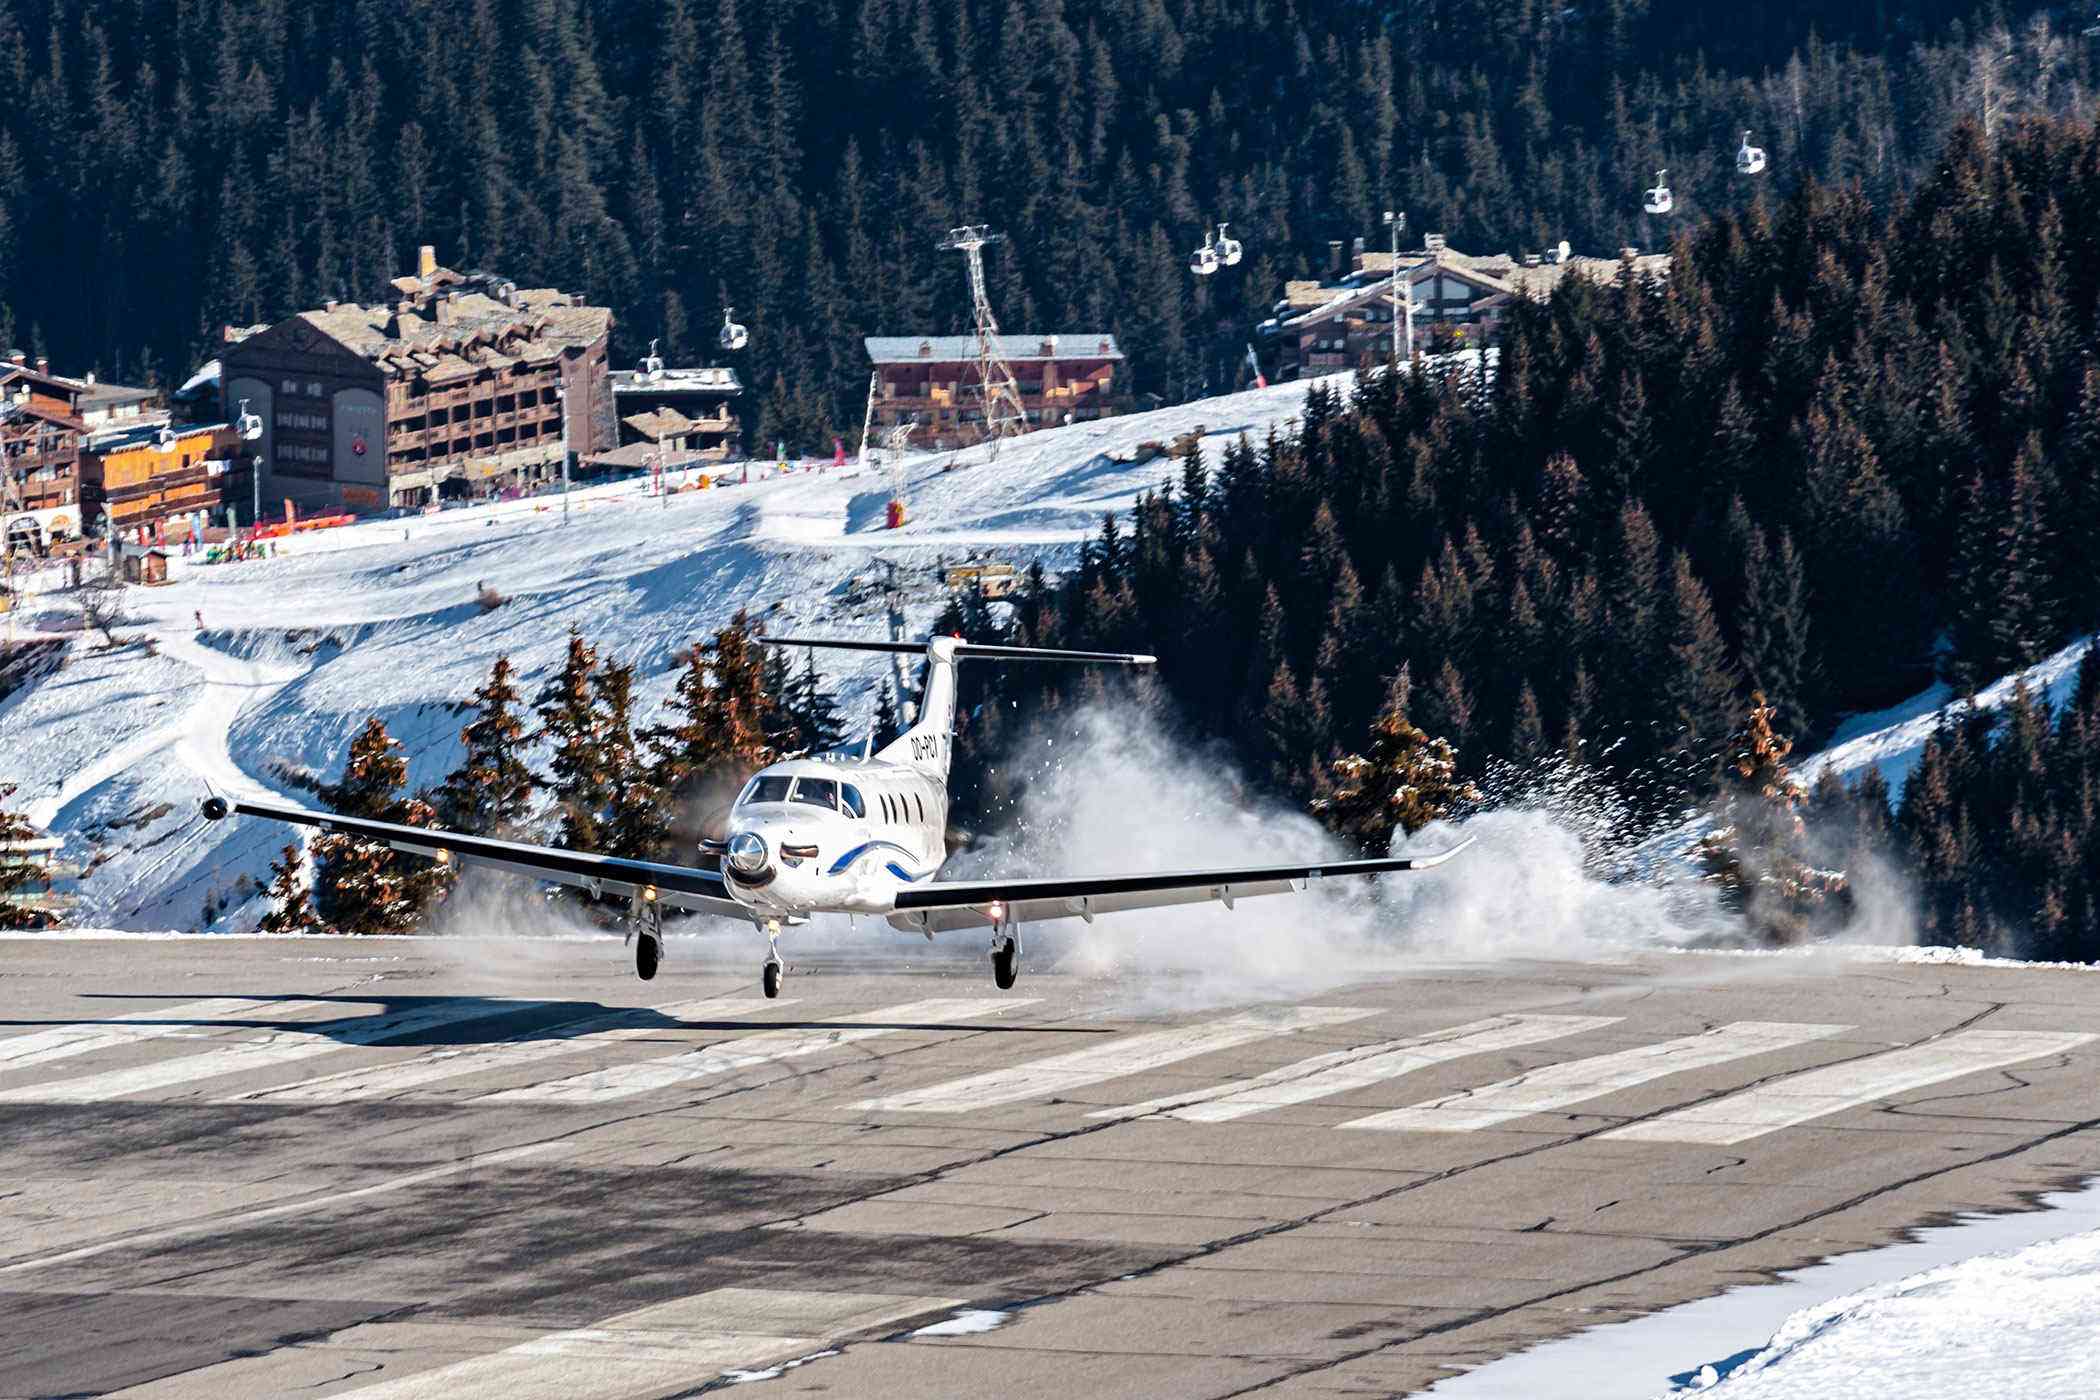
83 422 243 537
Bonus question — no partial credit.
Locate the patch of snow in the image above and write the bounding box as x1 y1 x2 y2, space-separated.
909 1308 1012 1338
1799 634 2094 801
720 1347 840 1384
1425 1179 2100 1400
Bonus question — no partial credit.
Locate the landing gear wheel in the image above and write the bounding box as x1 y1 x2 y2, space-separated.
991 938 1019 990
762 960 783 999
636 934 661 981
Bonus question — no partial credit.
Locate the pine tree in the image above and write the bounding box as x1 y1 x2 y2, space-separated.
1313 668 1481 854
533 629 611 851
873 680 902 750
257 842 316 933
0 784 57 929
311 718 449 934
1663 551 1740 785
432 656 536 837
595 657 668 862
1697 693 1848 945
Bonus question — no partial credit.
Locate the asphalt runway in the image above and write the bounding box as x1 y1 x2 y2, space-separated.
3 936 2098 1398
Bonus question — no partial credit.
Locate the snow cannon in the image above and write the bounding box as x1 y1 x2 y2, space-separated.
200 797 230 821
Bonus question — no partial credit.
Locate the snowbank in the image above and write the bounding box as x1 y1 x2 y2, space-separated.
1687 1226 2100 1398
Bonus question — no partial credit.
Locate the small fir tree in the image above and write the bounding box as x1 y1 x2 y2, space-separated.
0 784 58 930
311 718 450 933
257 841 316 933
534 628 611 851
1312 668 1481 855
432 656 536 837
1697 693 1848 945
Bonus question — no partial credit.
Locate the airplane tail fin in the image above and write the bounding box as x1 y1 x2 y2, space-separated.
760 636 1156 778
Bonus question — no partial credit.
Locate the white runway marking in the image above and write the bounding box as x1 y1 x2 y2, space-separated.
0 998 553 1103
0 996 332 1073
486 998 1028 1104
1087 1014 1620 1124
324 1288 959 1400
858 1006 1381 1114
239 998 784 1102
0 1143 555 1276
1603 1028 2099 1145
1338 1020 1847 1133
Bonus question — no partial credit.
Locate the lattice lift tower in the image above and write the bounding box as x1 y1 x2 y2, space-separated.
938 225 1029 459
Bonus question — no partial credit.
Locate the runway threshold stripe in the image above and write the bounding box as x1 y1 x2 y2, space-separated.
857 1005 1381 1114
1339 1020 1848 1133
324 1288 960 1399
484 998 1031 1104
1088 1014 1621 1124
0 996 333 1072
0 999 555 1103
1602 1028 2099 1145
240 997 786 1102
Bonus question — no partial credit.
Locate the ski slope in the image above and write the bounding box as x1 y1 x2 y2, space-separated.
0 373 1353 930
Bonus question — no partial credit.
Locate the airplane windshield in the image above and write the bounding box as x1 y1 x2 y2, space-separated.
741 775 794 806
792 778 840 811
840 784 866 818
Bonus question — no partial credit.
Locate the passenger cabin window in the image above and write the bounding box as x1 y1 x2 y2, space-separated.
741 775 794 806
792 777 840 811
915 795 925 822
841 785 866 819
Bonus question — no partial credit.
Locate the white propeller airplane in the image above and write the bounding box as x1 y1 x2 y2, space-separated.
202 637 1473 997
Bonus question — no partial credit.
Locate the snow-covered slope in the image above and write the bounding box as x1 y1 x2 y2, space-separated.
1799 634 2095 801
0 374 1351 930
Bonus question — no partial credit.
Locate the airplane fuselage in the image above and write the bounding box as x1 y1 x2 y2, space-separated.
716 752 951 919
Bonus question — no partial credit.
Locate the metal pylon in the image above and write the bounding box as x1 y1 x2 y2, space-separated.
939 225 1029 458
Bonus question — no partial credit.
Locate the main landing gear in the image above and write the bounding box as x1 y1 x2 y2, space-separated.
628 892 664 981
990 919 1021 991
762 919 785 999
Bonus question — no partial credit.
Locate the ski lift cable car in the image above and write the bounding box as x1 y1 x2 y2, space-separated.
236 398 264 443
1216 222 1243 267
1644 169 1673 216
1188 228 1220 277
1736 130 1767 176
719 305 749 352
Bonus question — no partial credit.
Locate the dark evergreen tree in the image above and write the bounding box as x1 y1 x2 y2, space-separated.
432 656 536 837
311 718 449 933
257 842 317 934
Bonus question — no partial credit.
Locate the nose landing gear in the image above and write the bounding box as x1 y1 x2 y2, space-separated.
762 919 785 999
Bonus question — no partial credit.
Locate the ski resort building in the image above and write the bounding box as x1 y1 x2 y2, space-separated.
1261 236 1671 378
864 334 1125 447
609 364 742 461
81 422 244 539
218 247 615 515
3 355 165 550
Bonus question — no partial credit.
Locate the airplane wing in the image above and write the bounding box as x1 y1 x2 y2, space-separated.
884 839 1475 934
201 797 757 921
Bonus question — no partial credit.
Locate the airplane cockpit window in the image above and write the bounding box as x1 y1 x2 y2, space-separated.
792 777 840 811
840 784 866 818
741 775 794 806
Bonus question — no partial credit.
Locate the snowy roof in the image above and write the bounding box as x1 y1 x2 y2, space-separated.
865 334 1123 365
177 359 221 396
611 366 742 395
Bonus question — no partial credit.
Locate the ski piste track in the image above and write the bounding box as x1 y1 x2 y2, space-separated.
3 940 2099 1396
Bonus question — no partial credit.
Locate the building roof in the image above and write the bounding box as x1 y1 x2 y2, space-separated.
621 408 701 441
583 442 726 471
0 399 87 434
253 258 613 382
865 334 1123 365
611 366 743 395
76 378 158 408
87 421 230 456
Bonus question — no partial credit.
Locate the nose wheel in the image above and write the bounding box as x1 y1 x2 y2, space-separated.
762 920 785 999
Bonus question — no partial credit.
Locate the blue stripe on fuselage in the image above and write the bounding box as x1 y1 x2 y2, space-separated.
829 840 935 881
